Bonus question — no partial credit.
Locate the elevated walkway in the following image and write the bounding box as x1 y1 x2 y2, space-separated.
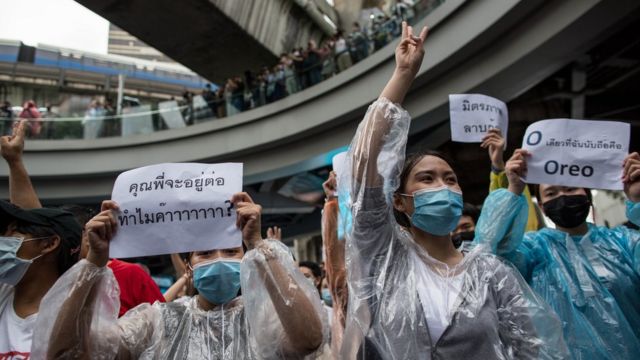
76 0 337 82
2 0 638 203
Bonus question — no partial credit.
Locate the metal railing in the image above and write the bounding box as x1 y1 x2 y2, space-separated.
0 0 445 140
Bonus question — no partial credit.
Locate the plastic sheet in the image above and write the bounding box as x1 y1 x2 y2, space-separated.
338 98 568 359
32 239 328 359
476 189 640 359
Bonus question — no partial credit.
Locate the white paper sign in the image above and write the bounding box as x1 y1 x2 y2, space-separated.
449 94 508 142
159 100 186 129
110 162 243 258
332 152 348 178
521 119 629 190
332 151 351 240
332 151 350 199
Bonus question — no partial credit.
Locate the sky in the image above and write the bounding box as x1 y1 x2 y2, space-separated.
0 0 109 54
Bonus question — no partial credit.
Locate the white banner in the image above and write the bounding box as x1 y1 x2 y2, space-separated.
521 119 629 190
449 94 508 143
159 100 186 129
332 151 351 240
110 162 243 258
332 152 348 186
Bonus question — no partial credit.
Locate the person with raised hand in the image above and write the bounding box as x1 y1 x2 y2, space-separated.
0 201 81 358
338 21 567 359
1 119 41 209
475 148 640 359
0 118 83 358
481 127 544 231
2 120 166 317
32 192 327 359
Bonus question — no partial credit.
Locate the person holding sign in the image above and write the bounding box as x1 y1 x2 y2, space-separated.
338 22 567 359
481 127 543 232
1 120 166 318
31 193 327 359
475 148 640 359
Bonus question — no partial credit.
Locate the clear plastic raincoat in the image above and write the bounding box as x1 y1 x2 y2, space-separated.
337 98 568 359
476 189 640 359
31 240 328 359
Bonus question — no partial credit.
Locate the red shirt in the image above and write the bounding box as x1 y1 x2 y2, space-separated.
108 259 165 317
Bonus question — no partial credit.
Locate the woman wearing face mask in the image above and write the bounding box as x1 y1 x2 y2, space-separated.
337 22 567 359
476 149 640 359
32 192 327 359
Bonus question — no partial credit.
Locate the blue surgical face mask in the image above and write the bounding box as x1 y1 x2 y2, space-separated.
321 288 333 307
402 186 463 236
193 258 241 305
0 236 46 286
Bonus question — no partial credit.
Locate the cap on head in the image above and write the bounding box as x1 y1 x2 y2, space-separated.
0 200 82 273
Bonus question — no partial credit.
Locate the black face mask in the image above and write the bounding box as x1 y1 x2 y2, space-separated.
542 195 590 229
452 231 475 248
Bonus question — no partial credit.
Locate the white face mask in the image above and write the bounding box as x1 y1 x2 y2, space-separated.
0 236 46 286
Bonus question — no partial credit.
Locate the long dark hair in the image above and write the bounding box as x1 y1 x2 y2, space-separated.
393 150 457 228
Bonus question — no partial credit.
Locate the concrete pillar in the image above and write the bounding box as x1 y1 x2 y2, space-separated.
333 0 364 31
210 0 326 56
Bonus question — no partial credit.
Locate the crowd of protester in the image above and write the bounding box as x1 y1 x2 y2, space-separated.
181 8 415 122
0 20 639 359
0 98 121 140
1 4 418 139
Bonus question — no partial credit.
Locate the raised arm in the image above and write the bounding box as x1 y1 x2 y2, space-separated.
321 172 348 352
352 22 428 190
34 201 153 359
475 149 534 276
339 22 428 359
342 22 428 262
232 192 325 358
620 152 640 274
482 129 542 231
0 119 42 208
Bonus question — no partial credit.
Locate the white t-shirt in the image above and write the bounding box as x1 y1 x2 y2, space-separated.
412 252 464 345
0 284 37 359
